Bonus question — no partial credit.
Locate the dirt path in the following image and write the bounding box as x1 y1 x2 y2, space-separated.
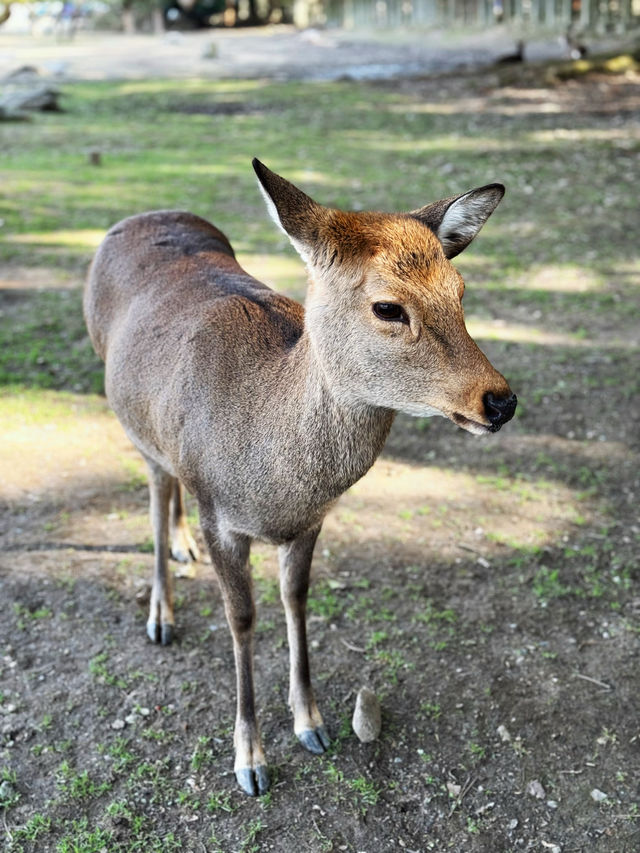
0 25 627 82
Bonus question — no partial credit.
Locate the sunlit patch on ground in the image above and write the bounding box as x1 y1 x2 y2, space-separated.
0 391 143 504
323 456 583 561
9 230 105 250
466 318 634 348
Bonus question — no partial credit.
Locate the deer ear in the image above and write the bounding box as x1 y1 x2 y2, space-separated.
252 159 323 262
410 183 505 259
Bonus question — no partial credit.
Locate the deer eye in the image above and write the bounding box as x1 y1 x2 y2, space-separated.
372 302 408 323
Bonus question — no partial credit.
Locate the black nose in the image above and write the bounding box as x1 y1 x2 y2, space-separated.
483 392 517 432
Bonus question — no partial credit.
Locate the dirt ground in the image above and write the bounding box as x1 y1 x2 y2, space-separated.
0 25 629 82
2 29 640 853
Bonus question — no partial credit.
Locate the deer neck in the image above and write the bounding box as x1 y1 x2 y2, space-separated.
279 328 395 491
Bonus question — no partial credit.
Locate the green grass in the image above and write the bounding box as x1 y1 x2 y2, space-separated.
56 761 111 801
0 290 103 393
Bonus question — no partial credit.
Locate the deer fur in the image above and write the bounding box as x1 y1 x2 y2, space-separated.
84 159 516 796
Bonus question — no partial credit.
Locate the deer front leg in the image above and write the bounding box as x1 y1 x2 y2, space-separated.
278 526 330 755
202 523 269 797
169 480 200 563
145 460 175 646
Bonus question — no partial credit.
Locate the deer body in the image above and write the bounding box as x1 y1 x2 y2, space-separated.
84 161 516 796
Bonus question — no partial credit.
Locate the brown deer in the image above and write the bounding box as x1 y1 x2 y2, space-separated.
84 160 516 796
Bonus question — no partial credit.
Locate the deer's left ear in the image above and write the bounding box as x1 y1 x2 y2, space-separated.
409 183 505 259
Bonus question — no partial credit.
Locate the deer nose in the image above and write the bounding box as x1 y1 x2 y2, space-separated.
483 392 517 432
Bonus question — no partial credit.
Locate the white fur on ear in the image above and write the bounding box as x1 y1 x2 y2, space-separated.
436 189 500 257
256 179 285 234
410 183 504 259
255 178 311 265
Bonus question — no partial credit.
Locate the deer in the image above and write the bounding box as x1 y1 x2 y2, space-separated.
84 159 517 797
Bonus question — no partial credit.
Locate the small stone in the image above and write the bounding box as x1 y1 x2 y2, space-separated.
590 788 607 802
352 687 381 743
508 818 518 831
547 800 558 809
0 780 17 804
0 704 17 715
446 781 461 798
526 780 546 799
139 707 150 716
111 719 125 730
125 714 137 725
497 724 512 742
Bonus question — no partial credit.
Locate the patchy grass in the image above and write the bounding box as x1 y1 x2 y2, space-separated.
1 55 639 853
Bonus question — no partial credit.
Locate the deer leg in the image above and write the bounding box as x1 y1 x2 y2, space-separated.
202 522 269 797
278 526 330 755
145 460 175 646
169 480 200 563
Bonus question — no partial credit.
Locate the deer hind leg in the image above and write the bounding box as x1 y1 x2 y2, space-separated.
202 521 269 797
278 526 329 755
145 460 175 646
169 480 200 563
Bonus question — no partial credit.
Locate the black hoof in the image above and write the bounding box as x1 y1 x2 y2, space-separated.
236 765 270 797
147 621 160 643
298 725 330 754
146 622 174 645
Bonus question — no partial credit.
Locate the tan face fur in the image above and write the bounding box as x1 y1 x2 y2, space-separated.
253 160 514 435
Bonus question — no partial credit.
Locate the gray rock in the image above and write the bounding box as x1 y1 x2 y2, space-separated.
0 780 17 806
526 779 546 799
0 85 61 121
352 687 381 742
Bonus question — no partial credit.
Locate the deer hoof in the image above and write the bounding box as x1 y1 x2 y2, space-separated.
170 533 200 563
146 621 174 645
147 621 160 643
298 725 330 754
235 765 270 797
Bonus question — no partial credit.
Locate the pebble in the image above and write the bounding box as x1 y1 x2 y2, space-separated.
352 687 381 743
497 724 512 742
590 788 607 802
111 719 126 730
0 780 17 802
446 781 461 798
526 780 546 799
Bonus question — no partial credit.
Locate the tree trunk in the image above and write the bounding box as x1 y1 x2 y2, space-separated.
122 5 135 33
152 6 164 33
247 0 261 23
0 3 11 27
